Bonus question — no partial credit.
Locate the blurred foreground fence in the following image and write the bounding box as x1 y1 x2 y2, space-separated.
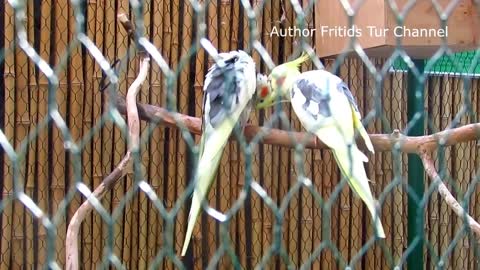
1 0 480 269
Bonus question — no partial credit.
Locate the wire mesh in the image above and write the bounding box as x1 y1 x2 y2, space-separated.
0 0 479 269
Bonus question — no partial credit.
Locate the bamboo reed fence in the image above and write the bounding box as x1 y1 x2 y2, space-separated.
0 0 479 269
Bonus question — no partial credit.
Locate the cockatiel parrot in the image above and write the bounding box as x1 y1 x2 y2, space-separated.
256 54 386 238
181 50 260 256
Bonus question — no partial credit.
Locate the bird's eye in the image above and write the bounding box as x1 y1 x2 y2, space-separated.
260 86 269 98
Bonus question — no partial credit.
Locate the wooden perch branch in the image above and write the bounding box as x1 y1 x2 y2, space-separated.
113 96 480 154
112 88 480 242
109 53 480 246
419 150 480 240
65 38 150 269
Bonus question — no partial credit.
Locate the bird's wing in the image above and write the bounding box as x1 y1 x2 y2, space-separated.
290 72 367 162
337 82 374 153
204 51 254 128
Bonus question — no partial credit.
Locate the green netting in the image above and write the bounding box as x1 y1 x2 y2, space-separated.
392 51 480 74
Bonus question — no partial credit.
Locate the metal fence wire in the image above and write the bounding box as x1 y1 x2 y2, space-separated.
0 0 479 269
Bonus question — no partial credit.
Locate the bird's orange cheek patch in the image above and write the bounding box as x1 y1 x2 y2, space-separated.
260 86 269 98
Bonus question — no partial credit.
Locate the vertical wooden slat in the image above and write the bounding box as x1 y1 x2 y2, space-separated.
374 65 385 270
0 0 7 267
469 79 479 270
16 2 35 269
461 79 471 270
51 0 69 265
110 0 128 265
67 3 85 268
90 1 106 267
311 149 323 269
391 70 406 262
452 78 469 270
136 2 151 268
147 0 166 264
377 59 394 270
176 0 192 264
34 0 53 266
123 6 139 269
100 0 118 262
363 59 379 270
80 0 99 267
328 149 341 270
164 1 179 269
428 76 440 265
24 3 37 269
439 75 452 268
402 73 409 270
11 0 32 267
1 2 15 269
159 0 172 268
11 40 25 270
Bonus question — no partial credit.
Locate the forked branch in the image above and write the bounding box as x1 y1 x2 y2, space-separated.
65 13 149 269
419 149 480 240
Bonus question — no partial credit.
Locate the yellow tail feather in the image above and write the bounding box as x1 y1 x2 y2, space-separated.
331 144 386 238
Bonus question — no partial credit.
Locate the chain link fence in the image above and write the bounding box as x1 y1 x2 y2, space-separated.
0 0 479 269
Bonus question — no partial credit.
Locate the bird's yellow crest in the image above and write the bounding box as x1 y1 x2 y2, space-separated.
283 51 310 70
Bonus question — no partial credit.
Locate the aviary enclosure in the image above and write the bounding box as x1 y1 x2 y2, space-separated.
0 0 479 269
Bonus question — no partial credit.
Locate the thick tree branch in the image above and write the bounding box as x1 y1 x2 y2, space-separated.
65 37 150 269
419 150 480 240
113 96 480 153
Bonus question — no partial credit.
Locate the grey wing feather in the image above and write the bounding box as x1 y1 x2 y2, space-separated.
338 82 360 113
204 51 250 128
295 78 332 118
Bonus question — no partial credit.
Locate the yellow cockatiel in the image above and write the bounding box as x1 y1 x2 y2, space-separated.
256 54 385 238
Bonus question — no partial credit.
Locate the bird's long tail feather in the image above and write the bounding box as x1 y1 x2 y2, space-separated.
332 144 386 238
181 120 235 256
181 151 223 256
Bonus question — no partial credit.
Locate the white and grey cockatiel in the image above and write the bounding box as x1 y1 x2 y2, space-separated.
181 50 262 256
256 54 386 238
